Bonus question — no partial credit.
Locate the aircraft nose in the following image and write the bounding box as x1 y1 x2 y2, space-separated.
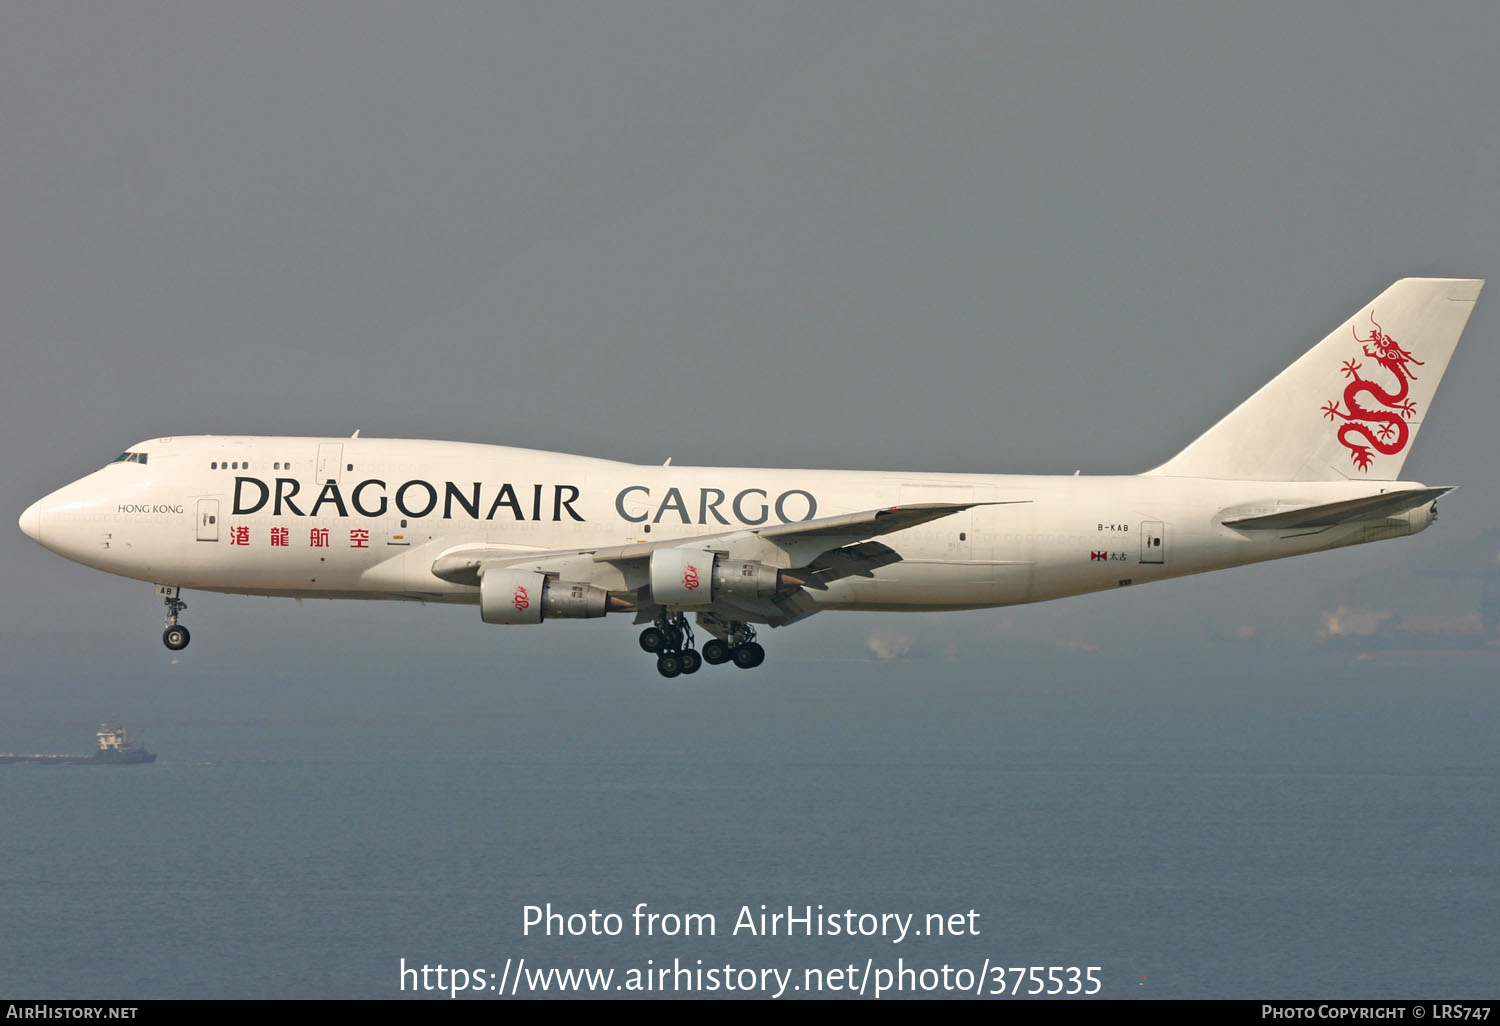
20 498 42 543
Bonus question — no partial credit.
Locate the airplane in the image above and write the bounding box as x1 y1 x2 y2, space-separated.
18 278 1483 677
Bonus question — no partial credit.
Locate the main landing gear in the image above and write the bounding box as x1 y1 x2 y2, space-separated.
638 615 764 677
160 586 190 651
638 613 702 678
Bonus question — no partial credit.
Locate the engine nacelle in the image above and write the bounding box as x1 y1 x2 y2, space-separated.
649 549 713 607
480 569 608 624
648 549 780 607
712 559 780 602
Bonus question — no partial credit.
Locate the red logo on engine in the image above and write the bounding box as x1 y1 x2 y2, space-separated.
513 585 530 611
683 564 700 590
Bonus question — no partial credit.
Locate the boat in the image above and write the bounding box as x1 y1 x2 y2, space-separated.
0 721 157 765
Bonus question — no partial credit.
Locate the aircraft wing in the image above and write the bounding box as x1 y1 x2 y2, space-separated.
1221 486 1452 531
586 501 1016 562
430 501 1014 594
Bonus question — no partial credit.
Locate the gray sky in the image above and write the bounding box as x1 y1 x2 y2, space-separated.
3 2 1499 735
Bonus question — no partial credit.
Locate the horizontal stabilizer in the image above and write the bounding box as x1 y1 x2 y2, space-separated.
1222 486 1451 530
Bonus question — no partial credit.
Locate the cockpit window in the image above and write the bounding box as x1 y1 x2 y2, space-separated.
112 452 149 465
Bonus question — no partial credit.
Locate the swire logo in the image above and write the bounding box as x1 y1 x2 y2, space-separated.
682 565 701 591
513 586 530 611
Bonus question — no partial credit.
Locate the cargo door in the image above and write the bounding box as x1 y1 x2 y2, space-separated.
316 443 344 485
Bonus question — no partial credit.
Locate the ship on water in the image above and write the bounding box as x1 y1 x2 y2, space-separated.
0 721 156 765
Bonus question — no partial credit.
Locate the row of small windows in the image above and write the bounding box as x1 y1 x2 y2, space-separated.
209 461 359 471
112 452 149 465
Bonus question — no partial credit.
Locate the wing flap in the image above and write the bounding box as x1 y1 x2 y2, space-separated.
788 540 903 589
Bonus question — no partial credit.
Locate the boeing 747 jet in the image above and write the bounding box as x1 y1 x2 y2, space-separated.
19 278 1483 676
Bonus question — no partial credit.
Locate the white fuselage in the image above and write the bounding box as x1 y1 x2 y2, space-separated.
21 435 1434 615
17 278 1477 673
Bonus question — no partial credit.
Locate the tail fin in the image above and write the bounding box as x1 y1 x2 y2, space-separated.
1147 278 1483 481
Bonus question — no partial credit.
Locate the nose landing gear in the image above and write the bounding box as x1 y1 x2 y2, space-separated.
159 585 190 651
163 623 191 651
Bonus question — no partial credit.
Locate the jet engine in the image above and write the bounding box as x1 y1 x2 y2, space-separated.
480 568 608 624
648 548 781 607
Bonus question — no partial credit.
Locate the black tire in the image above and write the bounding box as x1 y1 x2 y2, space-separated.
679 649 703 675
656 653 682 678
701 639 730 665
639 627 666 653
665 625 685 650
731 642 762 669
163 625 191 651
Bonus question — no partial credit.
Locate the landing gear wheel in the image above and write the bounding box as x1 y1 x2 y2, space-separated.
679 649 703 675
639 627 666 653
656 653 683 678
163 624 191 651
665 625 685 650
732 642 765 669
701 639 730 665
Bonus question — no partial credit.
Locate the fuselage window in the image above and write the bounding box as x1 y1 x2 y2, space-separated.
211 462 217 469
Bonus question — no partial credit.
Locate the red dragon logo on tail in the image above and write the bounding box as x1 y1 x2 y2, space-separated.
1320 312 1422 472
